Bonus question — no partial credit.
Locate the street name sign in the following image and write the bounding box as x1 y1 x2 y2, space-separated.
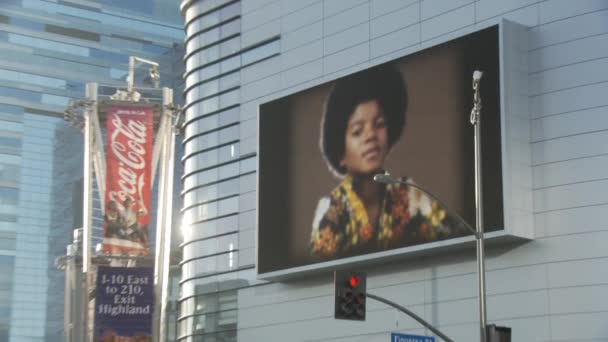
391 332 435 342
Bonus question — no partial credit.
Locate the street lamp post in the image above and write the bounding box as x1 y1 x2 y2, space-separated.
374 70 488 342
470 70 488 342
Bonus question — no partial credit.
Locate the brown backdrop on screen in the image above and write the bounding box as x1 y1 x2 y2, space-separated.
286 42 473 263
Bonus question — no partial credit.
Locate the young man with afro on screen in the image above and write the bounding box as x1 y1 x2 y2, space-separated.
310 63 468 258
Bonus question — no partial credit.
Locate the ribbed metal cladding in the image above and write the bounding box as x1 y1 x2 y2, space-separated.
179 0 279 340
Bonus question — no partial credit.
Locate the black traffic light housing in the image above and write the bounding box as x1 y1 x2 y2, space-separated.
487 324 511 342
334 270 367 321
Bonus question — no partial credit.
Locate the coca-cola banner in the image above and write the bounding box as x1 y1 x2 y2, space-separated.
103 105 153 255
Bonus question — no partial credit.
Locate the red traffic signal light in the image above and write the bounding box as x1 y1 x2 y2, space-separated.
334 270 367 321
349 275 360 288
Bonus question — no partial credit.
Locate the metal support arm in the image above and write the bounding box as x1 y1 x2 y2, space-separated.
373 68 488 342
373 173 478 238
365 292 454 342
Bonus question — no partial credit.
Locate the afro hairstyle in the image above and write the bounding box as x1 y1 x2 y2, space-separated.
320 63 407 176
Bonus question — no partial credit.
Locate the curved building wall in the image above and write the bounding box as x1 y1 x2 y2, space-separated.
0 1 185 341
179 0 279 341
180 1 608 341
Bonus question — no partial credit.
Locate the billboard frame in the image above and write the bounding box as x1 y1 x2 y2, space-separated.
256 19 531 281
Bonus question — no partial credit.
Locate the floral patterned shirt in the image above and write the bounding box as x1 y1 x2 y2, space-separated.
310 175 468 258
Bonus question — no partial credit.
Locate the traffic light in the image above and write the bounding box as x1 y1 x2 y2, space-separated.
334 270 366 321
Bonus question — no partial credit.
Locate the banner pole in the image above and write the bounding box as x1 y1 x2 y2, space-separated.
91 105 106 207
153 90 171 342
151 106 169 186
83 82 97 342
83 83 96 275
159 87 175 342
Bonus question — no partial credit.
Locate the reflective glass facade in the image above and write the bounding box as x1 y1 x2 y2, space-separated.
0 1 184 341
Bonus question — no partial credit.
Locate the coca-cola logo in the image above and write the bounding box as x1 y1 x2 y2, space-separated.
108 114 147 205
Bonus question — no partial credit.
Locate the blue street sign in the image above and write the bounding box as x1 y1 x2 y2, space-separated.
94 266 154 340
391 332 435 342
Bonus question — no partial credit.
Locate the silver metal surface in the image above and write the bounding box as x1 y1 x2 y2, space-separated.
152 108 168 342
64 230 85 342
83 82 98 342
471 70 488 342
127 56 160 98
83 84 95 275
152 87 174 342
91 105 106 203
151 108 169 185
160 88 176 342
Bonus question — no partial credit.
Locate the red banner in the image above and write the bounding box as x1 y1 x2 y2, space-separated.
102 106 153 256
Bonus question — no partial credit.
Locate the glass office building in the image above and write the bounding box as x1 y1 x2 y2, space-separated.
0 1 184 341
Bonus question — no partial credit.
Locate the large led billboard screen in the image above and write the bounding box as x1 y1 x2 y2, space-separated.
258 25 506 278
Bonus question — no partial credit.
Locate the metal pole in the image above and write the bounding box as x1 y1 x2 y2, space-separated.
128 56 159 98
151 105 169 185
153 88 172 342
152 120 167 342
64 245 73 342
83 84 95 275
128 56 135 95
366 293 454 342
159 87 175 342
82 82 97 342
65 242 84 342
91 106 106 208
470 70 487 342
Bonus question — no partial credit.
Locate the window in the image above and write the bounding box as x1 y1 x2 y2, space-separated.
0 255 14 342
0 68 66 89
8 33 90 57
0 136 21 148
0 214 17 223
0 231 16 251
0 163 20 184
0 255 14 290
0 187 18 205
241 39 279 66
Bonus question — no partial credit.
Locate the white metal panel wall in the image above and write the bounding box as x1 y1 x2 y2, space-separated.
181 0 608 341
